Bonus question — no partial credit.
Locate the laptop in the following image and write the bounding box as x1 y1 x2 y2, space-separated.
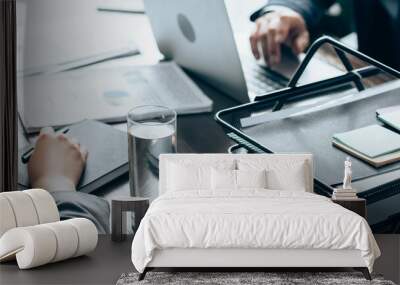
17 0 213 133
144 0 342 103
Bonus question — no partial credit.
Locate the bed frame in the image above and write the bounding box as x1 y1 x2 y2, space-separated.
139 248 371 280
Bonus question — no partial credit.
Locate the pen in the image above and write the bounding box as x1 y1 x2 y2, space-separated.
97 8 146 14
21 128 70 164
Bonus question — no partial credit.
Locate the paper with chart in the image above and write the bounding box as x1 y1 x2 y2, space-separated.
20 62 212 133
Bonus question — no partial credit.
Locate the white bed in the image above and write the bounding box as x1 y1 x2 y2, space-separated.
131 154 380 280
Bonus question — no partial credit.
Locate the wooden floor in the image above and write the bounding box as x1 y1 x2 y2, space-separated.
1 235 399 285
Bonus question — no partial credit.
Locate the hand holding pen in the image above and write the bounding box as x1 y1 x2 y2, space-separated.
26 127 88 191
21 127 70 163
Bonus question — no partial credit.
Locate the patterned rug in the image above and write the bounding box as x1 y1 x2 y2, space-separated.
116 271 396 285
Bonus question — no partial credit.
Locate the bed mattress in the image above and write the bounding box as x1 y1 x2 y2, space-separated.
131 190 380 272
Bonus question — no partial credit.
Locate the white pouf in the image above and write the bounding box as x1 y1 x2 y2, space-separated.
0 189 98 269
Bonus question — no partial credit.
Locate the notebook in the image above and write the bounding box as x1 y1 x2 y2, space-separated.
332 125 400 167
333 125 400 158
332 139 400 167
18 120 128 193
377 110 400 131
376 105 400 116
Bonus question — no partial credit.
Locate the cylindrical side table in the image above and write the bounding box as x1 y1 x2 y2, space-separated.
111 197 149 242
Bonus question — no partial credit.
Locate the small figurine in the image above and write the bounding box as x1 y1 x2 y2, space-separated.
343 157 352 190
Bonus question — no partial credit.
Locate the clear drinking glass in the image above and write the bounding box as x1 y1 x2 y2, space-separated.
127 105 177 201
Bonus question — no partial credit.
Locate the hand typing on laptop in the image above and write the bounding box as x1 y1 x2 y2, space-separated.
250 1 400 70
249 8 309 65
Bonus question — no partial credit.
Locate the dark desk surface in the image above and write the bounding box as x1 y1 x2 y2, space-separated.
0 235 133 285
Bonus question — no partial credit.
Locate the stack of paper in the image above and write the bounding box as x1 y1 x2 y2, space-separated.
332 125 400 167
332 187 358 200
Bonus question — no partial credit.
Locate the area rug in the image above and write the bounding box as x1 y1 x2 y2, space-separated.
116 272 396 285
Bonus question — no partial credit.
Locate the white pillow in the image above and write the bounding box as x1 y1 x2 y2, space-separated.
236 169 267 189
167 163 210 191
267 164 307 191
211 169 236 190
238 158 311 192
211 169 267 191
166 159 236 192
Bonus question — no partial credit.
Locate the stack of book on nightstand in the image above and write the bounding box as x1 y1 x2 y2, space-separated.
332 187 358 200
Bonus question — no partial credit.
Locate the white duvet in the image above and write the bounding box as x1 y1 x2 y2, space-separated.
131 190 380 273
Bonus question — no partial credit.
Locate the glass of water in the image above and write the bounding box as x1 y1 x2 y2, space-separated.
127 105 177 201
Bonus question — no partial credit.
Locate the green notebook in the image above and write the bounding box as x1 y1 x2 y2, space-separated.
333 125 400 158
378 111 400 131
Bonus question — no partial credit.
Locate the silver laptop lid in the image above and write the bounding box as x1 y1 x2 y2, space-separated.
144 0 249 103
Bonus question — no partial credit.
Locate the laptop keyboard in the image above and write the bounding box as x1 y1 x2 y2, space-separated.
242 58 287 97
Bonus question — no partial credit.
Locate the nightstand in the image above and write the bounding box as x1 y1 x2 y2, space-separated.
332 197 367 219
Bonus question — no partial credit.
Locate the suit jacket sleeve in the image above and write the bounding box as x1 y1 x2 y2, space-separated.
250 0 335 36
50 191 110 234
